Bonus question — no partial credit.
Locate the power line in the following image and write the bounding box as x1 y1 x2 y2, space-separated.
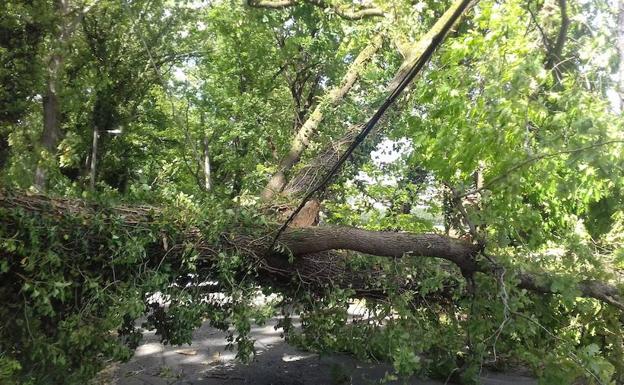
269 0 475 251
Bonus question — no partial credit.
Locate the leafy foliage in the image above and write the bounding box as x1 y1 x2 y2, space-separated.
1 0 624 384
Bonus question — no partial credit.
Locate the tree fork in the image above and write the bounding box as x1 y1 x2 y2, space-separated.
261 34 384 200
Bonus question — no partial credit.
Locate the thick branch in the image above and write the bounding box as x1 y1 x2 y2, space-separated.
281 227 624 311
518 273 624 311
544 0 569 76
280 226 480 272
283 124 361 195
247 0 385 20
386 0 471 91
278 227 624 311
261 34 383 199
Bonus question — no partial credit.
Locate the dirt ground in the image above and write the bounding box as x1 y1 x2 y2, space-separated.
97 317 537 385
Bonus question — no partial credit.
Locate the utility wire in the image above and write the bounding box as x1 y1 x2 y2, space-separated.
269 0 475 251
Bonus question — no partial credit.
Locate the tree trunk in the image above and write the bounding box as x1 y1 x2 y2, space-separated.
89 126 99 190
34 0 72 191
617 0 624 110
283 123 364 196
34 0 97 190
34 56 63 190
203 134 211 191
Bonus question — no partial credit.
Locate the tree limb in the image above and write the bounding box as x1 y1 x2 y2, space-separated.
277 227 624 312
544 0 569 78
261 34 384 199
517 273 624 312
247 0 386 20
279 225 480 272
456 140 624 200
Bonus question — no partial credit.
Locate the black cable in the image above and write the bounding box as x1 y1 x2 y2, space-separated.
269 0 475 252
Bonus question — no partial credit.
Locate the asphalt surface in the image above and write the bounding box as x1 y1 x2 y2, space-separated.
97 317 537 385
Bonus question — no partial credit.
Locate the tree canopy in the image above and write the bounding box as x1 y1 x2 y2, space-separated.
1 0 624 384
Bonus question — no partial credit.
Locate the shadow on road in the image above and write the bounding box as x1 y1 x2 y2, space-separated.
99 317 536 385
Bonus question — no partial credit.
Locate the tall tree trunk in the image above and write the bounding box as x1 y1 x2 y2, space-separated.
35 57 64 190
34 0 98 190
203 134 211 192
618 0 624 110
34 0 71 191
89 126 99 190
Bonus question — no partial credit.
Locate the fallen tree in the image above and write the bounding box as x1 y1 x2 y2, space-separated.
2 0 624 384
1 185 623 383
2 189 621 310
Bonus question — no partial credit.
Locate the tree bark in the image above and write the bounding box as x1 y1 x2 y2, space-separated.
247 0 386 20
283 123 360 196
278 225 480 272
89 126 99 190
261 34 383 200
617 0 624 110
34 51 64 191
34 0 100 191
203 135 211 192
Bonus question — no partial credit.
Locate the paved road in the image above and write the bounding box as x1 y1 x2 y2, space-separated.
97 317 537 385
